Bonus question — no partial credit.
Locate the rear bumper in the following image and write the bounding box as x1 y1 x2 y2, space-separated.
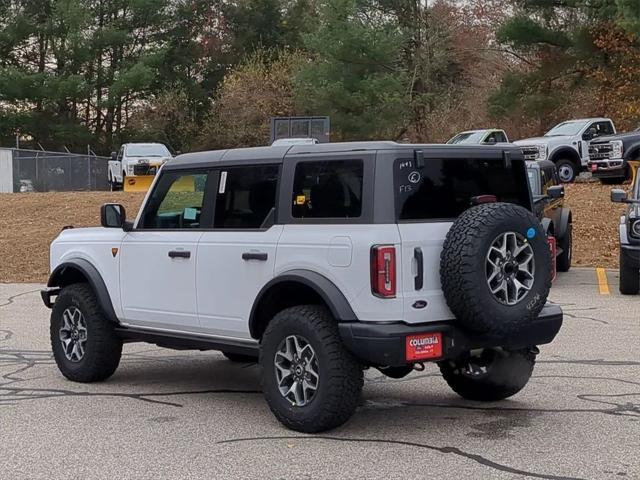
40 287 61 308
338 304 563 367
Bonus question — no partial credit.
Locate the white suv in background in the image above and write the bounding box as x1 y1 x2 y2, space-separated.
514 118 616 183
41 142 562 433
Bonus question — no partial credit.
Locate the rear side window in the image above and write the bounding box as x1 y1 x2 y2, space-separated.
214 165 279 229
292 160 363 218
395 158 530 220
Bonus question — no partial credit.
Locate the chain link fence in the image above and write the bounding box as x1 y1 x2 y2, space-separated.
0 148 110 192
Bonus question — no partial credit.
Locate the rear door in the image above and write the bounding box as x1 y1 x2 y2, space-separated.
196 164 282 339
394 152 532 324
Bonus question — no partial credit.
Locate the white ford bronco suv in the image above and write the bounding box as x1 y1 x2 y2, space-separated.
42 142 563 432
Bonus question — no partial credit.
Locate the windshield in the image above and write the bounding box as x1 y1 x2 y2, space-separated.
545 121 588 137
126 144 171 157
446 132 486 144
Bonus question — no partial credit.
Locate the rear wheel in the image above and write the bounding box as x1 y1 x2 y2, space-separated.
260 305 363 433
439 349 535 401
619 251 640 295
50 283 122 382
555 158 577 183
556 224 572 272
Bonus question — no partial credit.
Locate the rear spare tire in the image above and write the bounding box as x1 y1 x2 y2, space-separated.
440 203 552 335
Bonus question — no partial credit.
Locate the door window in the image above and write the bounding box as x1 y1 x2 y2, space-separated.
292 160 363 218
139 171 209 229
214 165 279 229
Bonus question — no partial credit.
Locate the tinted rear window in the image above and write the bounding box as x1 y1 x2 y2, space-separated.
395 158 530 220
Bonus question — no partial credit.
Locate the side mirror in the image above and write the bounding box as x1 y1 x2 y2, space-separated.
611 189 628 203
101 203 126 228
110 151 117 160
547 185 564 199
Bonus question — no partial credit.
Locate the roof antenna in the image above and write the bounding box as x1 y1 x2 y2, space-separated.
414 149 425 169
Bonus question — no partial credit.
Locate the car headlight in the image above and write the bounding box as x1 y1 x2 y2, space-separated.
537 145 547 160
611 140 623 158
127 165 134 175
630 219 640 238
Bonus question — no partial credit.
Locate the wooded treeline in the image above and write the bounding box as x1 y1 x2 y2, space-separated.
1 0 639 154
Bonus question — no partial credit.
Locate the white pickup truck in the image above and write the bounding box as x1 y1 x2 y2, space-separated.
107 143 172 191
514 118 616 183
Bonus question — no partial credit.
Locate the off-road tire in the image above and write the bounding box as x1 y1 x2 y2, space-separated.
556 224 572 272
555 158 577 183
619 251 640 295
222 351 258 363
440 203 552 335
439 349 535 401
260 305 363 433
50 283 122 382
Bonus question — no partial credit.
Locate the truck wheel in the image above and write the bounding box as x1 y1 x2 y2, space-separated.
619 251 640 295
556 223 572 272
260 305 363 433
222 351 258 363
440 203 552 335
50 283 122 382
439 348 535 401
555 158 577 183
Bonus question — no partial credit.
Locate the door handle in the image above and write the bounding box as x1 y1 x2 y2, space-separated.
168 250 191 259
414 247 424 290
242 252 268 261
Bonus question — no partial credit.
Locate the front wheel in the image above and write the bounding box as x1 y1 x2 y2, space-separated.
619 251 640 295
439 349 535 401
555 159 577 183
50 283 122 382
260 305 363 433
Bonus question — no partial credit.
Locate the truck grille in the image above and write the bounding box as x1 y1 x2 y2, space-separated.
133 165 158 176
589 143 613 160
520 146 539 160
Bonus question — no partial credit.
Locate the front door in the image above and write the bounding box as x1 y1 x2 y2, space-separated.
197 164 282 339
119 169 213 331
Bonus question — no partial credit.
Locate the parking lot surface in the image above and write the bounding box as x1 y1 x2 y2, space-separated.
1 268 638 479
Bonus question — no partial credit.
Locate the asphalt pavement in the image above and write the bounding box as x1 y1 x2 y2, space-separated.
0 268 638 479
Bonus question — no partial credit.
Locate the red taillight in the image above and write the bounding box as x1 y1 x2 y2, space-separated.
371 245 396 297
547 236 557 282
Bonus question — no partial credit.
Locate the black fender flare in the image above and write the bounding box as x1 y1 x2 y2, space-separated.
556 207 572 240
249 269 357 338
48 259 119 324
623 142 640 161
549 147 581 166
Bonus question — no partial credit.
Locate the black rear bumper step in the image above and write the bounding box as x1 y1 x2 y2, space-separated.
338 304 563 367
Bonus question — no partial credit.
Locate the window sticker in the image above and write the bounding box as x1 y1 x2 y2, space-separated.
183 207 197 221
